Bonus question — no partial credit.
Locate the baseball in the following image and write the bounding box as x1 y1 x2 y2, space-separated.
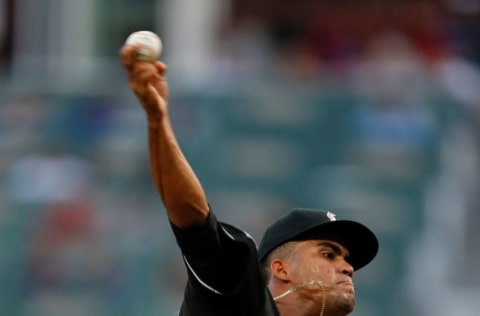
125 30 162 62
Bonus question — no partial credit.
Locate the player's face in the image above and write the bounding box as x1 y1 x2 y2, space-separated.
288 239 355 313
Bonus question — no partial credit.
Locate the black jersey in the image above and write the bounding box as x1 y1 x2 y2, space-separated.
171 211 280 316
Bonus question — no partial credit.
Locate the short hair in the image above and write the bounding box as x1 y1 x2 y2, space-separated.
261 241 297 283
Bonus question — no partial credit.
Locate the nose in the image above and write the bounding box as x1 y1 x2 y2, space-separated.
340 258 354 277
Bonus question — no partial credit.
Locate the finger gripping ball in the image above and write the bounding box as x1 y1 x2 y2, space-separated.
125 30 162 62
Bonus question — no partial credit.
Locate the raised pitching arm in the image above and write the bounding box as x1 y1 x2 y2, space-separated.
119 44 209 228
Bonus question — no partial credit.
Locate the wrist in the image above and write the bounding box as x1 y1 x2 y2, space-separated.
146 113 169 128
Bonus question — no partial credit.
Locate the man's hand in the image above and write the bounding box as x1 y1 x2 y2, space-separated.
119 44 169 119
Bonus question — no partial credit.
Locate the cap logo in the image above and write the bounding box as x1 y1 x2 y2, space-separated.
326 211 337 221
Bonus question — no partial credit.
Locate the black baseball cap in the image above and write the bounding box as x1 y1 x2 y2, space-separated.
258 208 378 271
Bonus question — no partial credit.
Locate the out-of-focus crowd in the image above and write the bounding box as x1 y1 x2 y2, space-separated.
1 0 479 315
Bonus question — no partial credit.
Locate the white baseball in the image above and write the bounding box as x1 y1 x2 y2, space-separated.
125 31 162 62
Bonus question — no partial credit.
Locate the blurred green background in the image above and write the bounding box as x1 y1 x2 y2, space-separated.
1 0 479 315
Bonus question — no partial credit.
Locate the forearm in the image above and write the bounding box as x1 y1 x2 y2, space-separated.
147 115 209 228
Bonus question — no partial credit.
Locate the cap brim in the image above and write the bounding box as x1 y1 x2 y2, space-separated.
296 220 378 271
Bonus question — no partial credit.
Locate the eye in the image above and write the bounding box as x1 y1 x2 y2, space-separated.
322 251 335 259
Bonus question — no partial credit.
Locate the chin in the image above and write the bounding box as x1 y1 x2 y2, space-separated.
328 288 355 314
338 302 355 314
338 293 355 313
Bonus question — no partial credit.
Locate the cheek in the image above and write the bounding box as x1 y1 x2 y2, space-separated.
294 260 333 283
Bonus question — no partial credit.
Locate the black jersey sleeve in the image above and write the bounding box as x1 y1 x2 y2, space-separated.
171 211 280 316
171 210 258 295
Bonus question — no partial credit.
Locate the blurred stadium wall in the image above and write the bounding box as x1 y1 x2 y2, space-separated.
1 0 480 315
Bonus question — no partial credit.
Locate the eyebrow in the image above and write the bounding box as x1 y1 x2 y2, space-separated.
316 241 350 258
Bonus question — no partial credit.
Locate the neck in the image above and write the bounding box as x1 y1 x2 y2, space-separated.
276 303 348 316
272 283 330 316
271 282 350 316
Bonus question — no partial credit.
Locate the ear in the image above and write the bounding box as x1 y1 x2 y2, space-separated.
270 259 291 282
